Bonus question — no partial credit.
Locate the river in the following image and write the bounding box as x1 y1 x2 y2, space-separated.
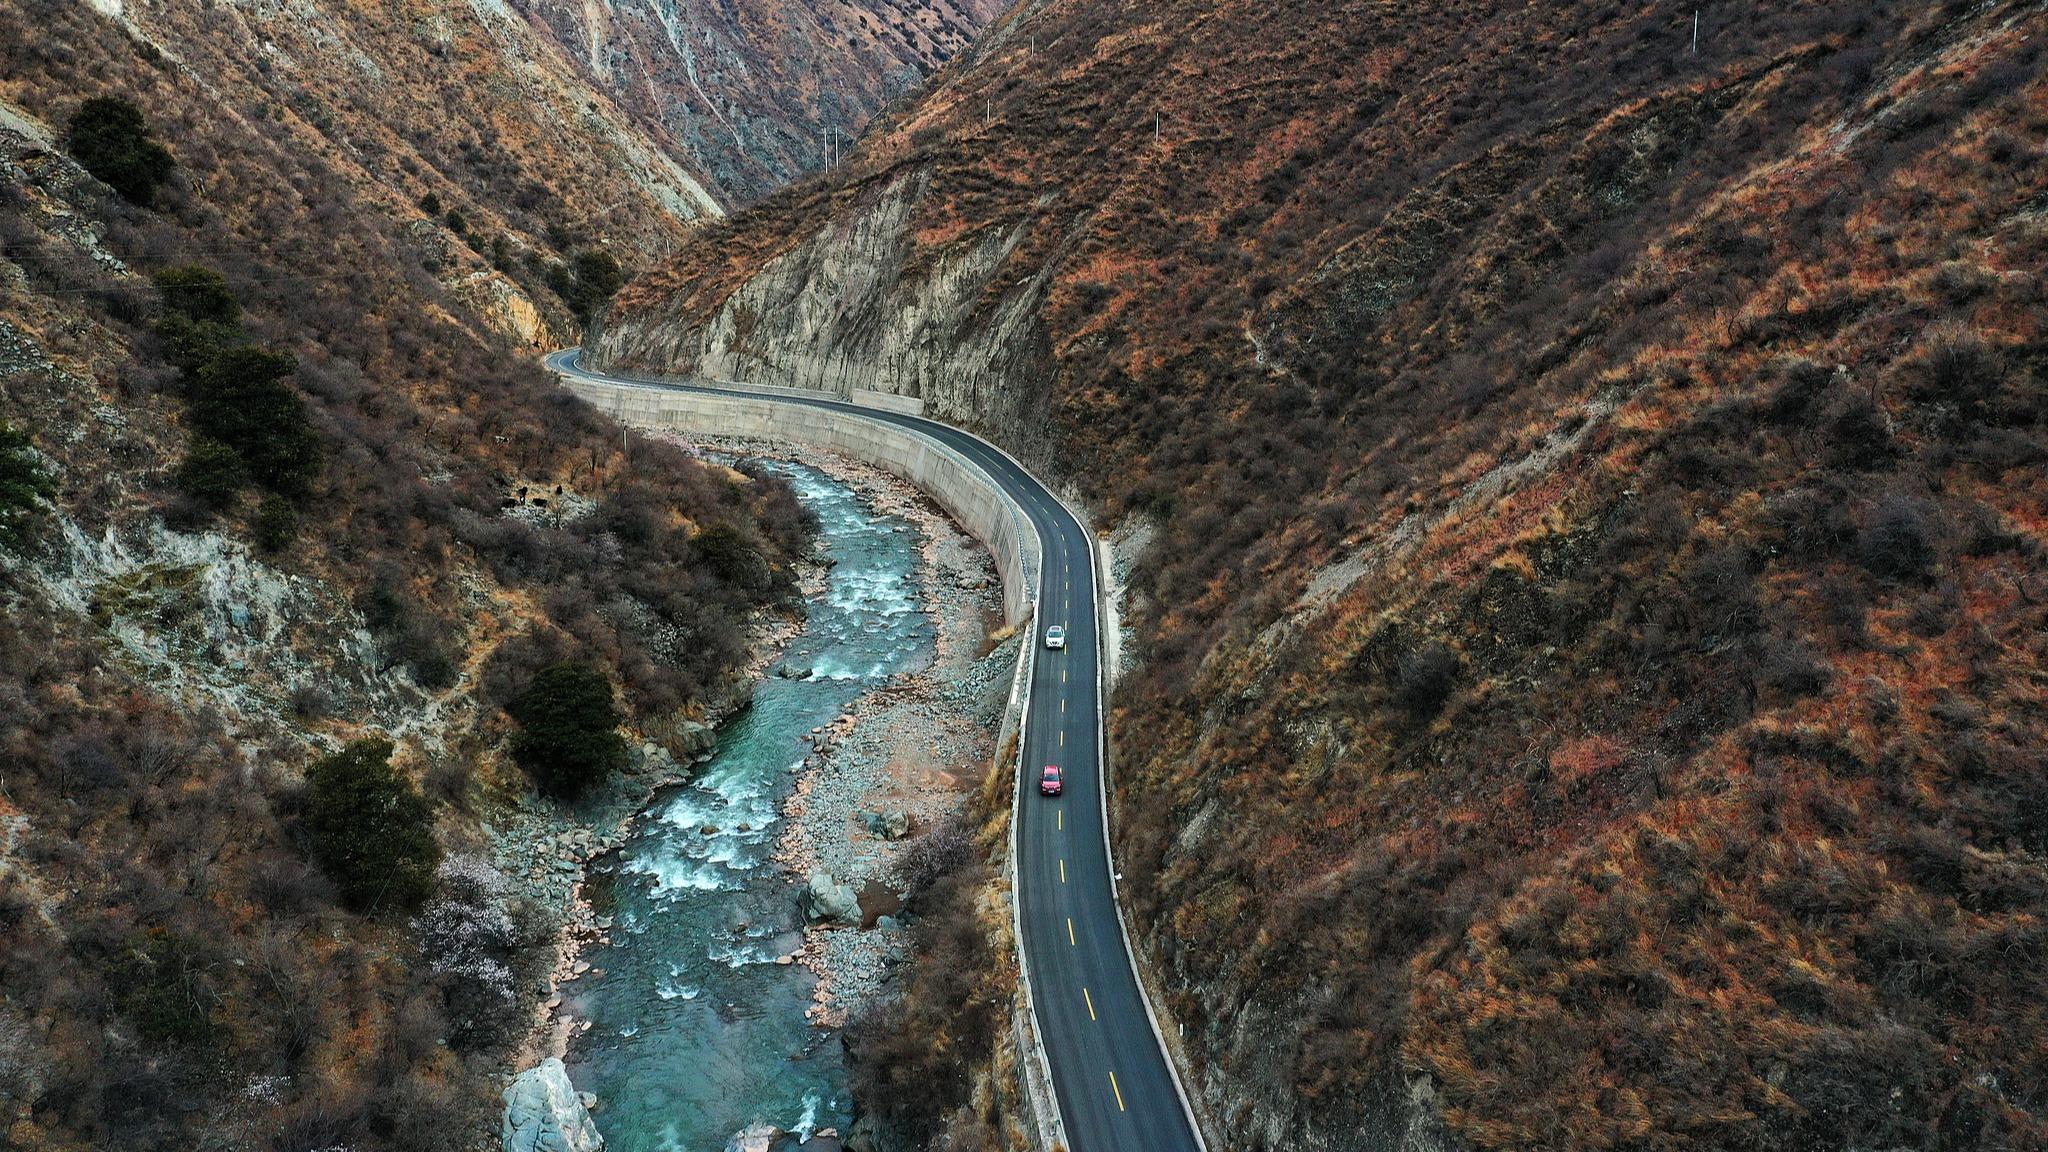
562 459 933 1150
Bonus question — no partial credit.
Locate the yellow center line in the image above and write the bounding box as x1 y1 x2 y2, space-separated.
1083 987 1097 1020
1067 918 1076 946
1057 810 1063 831
1059 730 1065 747
1059 858 1067 883
1109 1071 1126 1112
1061 698 1066 713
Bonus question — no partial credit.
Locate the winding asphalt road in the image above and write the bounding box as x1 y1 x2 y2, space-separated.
545 350 1203 1152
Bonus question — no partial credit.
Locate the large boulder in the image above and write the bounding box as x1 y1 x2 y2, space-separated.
860 810 912 840
502 1058 604 1152
798 869 861 924
842 1113 885 1152
725 1123 785 1152
646 711 718 760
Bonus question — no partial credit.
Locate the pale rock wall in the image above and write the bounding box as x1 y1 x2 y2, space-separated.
589 169 1053 434
457 270 565 350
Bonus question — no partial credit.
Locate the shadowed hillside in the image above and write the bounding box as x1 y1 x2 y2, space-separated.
518 0 1012 202
597 1 2048 1147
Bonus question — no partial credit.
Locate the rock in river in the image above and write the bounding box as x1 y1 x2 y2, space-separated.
503 1057 604 1152
726 1123 783 1152
647 711 719 759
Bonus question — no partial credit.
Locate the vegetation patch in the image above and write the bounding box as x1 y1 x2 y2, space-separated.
65 95 174 205
301 738 442 913
507 662 628 799
0 421 53 553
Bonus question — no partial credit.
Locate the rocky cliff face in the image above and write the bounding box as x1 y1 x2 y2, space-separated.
47 0 1003 355
592 167 1053 432
599 2 2048 1149
515 0 1010 203
52 0 728 349
502 1058 605 1152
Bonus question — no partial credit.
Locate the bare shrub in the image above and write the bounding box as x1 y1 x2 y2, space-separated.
896 817 976 905
1905 329 2004 418
1857 493 1945 581
1394 641 1461 717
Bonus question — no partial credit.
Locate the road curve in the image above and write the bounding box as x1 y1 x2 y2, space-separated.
546 349 1203 1152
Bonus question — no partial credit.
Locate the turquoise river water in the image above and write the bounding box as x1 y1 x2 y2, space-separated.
563 460 932 1150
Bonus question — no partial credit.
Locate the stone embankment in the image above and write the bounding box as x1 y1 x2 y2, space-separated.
558 368 1037 628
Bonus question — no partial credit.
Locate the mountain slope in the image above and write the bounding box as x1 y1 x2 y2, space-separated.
0 3 820 1149
594 2 2048 1148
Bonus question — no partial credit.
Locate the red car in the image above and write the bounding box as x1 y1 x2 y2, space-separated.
1040 765 1063 796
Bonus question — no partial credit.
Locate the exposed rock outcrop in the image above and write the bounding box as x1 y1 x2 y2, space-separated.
590 169 1054 434
502 1058 604 1152
520 0 1010 201
646 710 719 759
860 809 911 840
455 270 563 350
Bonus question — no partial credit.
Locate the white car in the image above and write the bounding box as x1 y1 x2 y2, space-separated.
1043 624 1066 650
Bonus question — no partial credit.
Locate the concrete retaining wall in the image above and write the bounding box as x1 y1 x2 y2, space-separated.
566 379 1026 624
605 370 928 417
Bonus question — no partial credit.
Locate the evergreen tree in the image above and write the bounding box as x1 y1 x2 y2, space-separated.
254 493 299 551
67 96 175 206
0 423 53 553
508 663 627 799
188 346 321 496
303 739 441 912
174 437 246 511
153 266 240 327
568 248 624 323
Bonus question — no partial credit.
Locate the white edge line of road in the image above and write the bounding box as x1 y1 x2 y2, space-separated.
549 350 1076 1150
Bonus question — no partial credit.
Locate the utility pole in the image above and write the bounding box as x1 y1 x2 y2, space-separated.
1691 9 1699 55
1154 112 1160 144
986 96 993 126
